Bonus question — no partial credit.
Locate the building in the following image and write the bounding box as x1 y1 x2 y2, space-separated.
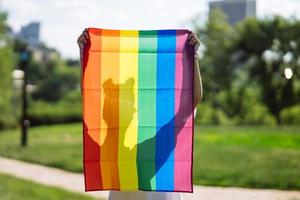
19 22 40 46
209 0 256 25
16 22 60 62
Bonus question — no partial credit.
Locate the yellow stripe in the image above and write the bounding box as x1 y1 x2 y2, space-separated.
118 30 139 190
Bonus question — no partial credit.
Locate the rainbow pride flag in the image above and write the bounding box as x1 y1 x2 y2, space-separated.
82 28 195 192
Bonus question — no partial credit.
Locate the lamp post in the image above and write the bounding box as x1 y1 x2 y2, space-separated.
19 50 30 147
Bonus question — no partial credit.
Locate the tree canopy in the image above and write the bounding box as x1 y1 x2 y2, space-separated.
194 10 300 125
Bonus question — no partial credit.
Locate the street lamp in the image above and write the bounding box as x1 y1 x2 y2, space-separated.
18 50 30 147
12 69 24 127
12 69 25 88
284 67 293 79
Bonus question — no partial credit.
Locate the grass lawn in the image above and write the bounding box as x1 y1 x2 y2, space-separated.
0 123 300 190
193 125 300 190
0 173 96 200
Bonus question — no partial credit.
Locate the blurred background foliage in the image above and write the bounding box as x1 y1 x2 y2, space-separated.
0 10 81 128
194 9 300 126
0 9 300 129
27 55 81 126
0 12 16 129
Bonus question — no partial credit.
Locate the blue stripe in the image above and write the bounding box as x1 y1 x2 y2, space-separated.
155 30 176 191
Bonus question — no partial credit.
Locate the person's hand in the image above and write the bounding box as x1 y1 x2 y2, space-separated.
188 32 200 52
77 28 89 49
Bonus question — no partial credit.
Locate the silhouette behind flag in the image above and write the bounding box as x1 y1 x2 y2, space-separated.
82 28 195 192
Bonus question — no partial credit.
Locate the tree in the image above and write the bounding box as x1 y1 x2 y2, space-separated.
0 12 16 128
31 59 80 102
233 16 300 124
192 9 241 124
194 9 235 98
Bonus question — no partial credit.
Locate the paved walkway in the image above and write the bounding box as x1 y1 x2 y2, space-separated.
0 156 300 200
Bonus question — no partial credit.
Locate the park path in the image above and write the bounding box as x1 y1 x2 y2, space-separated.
0 156 300 200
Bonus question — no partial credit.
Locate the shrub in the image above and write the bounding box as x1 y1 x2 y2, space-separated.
235 103 276 126
28 100 82 126
195 102 233 125
219 83 276 126
280 105 300 125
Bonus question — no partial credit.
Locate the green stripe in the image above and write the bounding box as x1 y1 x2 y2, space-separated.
137 30 157 190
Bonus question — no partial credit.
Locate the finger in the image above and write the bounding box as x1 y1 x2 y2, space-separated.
193 39 198 46
77 38 83 48
80 35 86 42
80 35 87 43
191 41 196 46
83 28 88 35
192 34 199 42
190 38 195 45
83 32 89 40
83 30 89 39
189 36 194 44
188 32 194 40
77 37 83 45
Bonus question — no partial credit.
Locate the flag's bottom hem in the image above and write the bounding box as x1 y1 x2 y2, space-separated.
85 188 193 193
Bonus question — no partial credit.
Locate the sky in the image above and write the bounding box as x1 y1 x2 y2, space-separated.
1 0 300 59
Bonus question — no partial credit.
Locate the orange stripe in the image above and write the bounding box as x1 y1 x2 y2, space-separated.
99 29 120 189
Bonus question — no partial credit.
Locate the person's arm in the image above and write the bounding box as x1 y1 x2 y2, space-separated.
188 32 203 108
194 55 203 107
77 28 89 95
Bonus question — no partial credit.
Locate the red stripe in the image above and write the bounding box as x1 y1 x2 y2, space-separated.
83 28 102 190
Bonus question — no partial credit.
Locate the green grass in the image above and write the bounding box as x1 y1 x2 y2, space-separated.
0 124 83 172
0 173 96 200
0 123 300 190
193 125 300 190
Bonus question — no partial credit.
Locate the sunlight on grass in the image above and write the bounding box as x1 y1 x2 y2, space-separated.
0 123 300 190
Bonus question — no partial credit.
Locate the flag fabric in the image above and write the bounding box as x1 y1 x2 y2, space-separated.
82 28 195 193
